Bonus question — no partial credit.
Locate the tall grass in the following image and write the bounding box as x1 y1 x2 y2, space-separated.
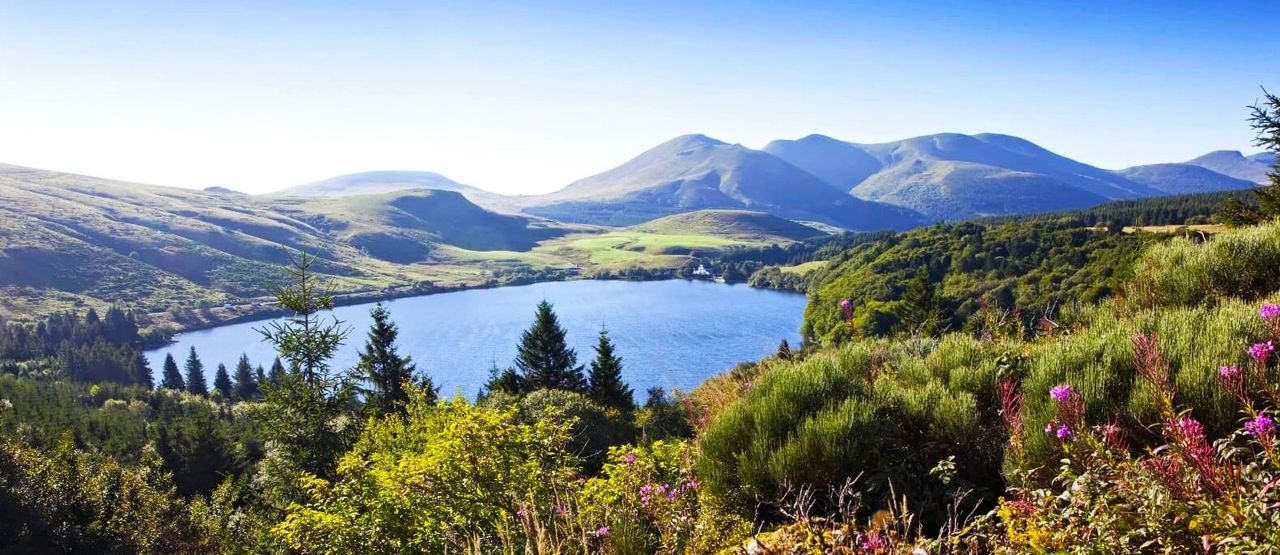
1127 219 1280 308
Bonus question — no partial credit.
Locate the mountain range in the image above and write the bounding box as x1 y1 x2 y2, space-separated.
277 133 1271 224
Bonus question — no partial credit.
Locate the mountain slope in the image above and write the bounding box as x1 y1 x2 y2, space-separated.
766 132 1179 221
1113 163 1256 195
522 134 925 230
1185 151 1275 184
274 170 519 213
632 210 825 242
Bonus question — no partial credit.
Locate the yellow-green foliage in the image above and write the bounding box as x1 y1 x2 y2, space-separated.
1128 219 1280 308
272 393 586 554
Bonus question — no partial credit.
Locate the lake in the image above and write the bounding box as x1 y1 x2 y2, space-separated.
145 279 807 398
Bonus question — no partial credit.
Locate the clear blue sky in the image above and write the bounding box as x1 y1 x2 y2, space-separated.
0 1 1274 194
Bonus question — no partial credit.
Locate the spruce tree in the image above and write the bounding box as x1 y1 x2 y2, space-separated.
255 365 267 387
233 354 260 401
358 304 432 415
898 270 944 335
587 328 634 413
1221 87 1280 225
268 357 286 384
160 353 185 390
515 301 586 392
184 346 208 396
213 363 233 400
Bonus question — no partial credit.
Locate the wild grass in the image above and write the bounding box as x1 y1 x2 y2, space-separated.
1127 219 1280 308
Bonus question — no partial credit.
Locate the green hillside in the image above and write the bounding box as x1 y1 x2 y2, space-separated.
631 210 825 242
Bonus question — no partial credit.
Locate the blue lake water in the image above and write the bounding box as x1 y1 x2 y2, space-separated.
145 279 807 398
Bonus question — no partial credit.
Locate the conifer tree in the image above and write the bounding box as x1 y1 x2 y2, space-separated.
480 362 522 400
515 301 586 392
1221 87 1280 226
213 363 233 400
268 357 286 384
777 338 794 360
587 328 634 413
233 354 260 401
898 270 944 335
160 353 185 390
184 347 208 396
358 304 433 415
255 364 267 387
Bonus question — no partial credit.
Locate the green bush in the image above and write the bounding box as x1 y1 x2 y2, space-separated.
1127 220 1280 308
696 341 1003 529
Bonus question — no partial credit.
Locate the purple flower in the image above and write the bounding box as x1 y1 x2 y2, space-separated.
1055 424 1072 440
593 526 610 538
839 299 852 311
1173 416 1204 440
623 452 637 465
1245 414 1276 436
1049 384 1072 402
515 507 529 520
1044 422 1055 434
1248 341 1275 362
1220 365 1241 379
1261 303 1280 319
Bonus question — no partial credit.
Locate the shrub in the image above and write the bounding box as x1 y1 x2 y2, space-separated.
1127 220 1280 308
272 391 588 554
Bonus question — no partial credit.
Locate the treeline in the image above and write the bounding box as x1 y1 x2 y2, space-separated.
981 189 1257 228
0 307 159 386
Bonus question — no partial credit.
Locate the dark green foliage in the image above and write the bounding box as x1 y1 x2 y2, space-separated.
1220 88 1280 225
513 389 633 472
514 301 587 393
481 364 523 399
161 353 185 390
587 328 635 414
804 220 1144 343
358 303 433 416
0 436 214 552
268 357 286 384
213 363 233 400
184 346 208 396
233 354 260 401
637 387 692 442
0 308 154 386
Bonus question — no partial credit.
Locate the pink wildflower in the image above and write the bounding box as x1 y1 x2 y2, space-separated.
1049 384 1072 402
623 452 637 465
1245 414 1276 436
1248 341 1275 362
1260 303 1280 319
1055 424 1072 440
593 526 610 538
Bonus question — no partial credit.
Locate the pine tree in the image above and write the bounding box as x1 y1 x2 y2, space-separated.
1221 87 1280 226
514 301 586 392
358 304 432 415
268 357 286 384
184 346 208 396
587 328 634 413
480 362 522 400
160 353 185 390
233 354 260 401
255 365 267 387
898 270 944 335
213 363 233 400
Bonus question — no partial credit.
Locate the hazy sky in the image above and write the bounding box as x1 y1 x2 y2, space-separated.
0 1 1275 195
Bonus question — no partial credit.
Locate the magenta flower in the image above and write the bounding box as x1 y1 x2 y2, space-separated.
1044 422 1055 434
1173 416 1205 440
623 452 637 465
1055 424 1072 440
1050 384 1072 402
515 507 530 520
1220 365 1241 379
593 526 610 538
839 299 852 311
1245 414 1276 436
1260 303 1280 319
1248 341 1275 362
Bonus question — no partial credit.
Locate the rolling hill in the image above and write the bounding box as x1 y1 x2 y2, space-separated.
0 163 582 318
1185 150 1276 184
274 170 519 213
631 210 826 242
520 134 926 230
1113 163 1256 195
